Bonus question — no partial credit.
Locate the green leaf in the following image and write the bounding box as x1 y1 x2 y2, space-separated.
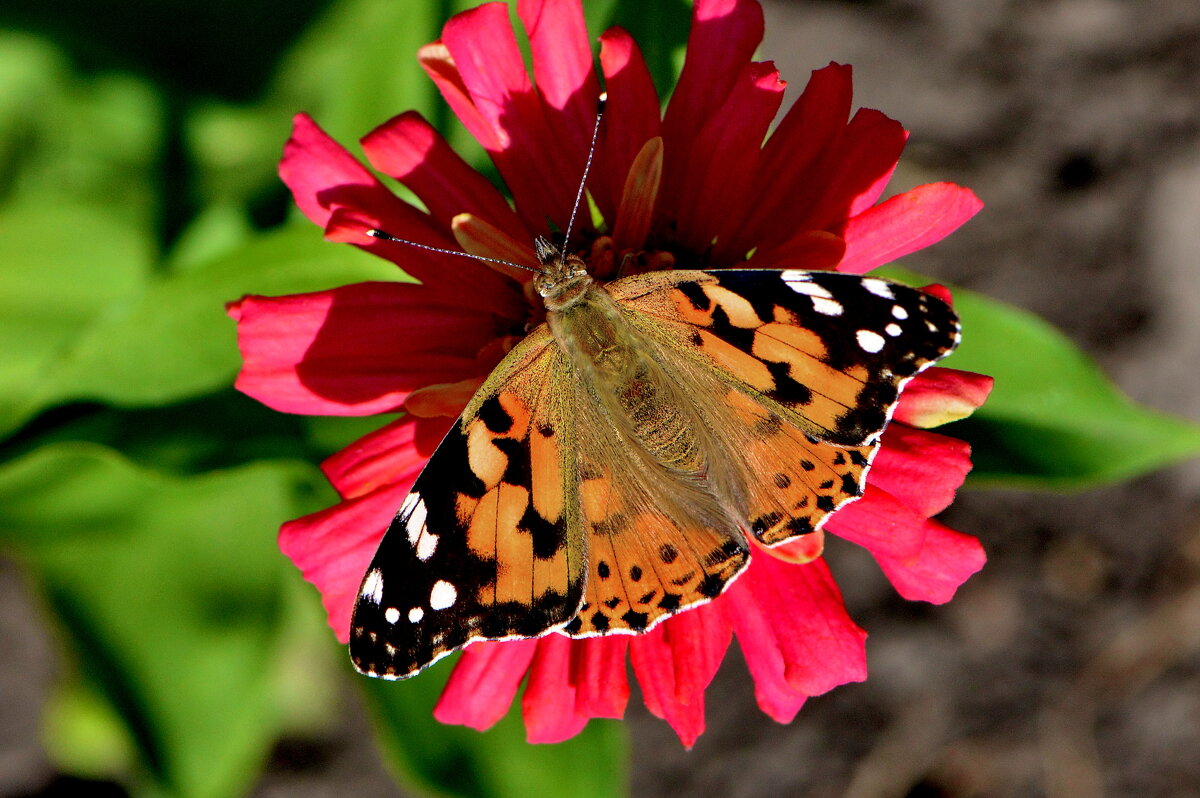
890 273 1200 488
1 224 400 437
0 201 154 437
0 443 328 798
360 662 629 798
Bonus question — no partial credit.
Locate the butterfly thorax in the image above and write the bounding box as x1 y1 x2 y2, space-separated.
543 263 707 477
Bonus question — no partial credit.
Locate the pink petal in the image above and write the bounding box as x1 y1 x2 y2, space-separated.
629 605 732 748
872 520 986 604
661 0 763 221
725 555 867 722
800 108 907 233
598 28 661 221
229 283 497 416
893 366 994 428
674 60 786 256
520 635 594 743
572 636 631 720
279 481 412 641
361 111 528 242
823 485 930 560
837 183 984 275
435 639 540 731
870 424 973 517
321 415 452 500
735 62 854 251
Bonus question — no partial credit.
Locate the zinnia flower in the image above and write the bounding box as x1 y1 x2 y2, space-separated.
230 0 992 747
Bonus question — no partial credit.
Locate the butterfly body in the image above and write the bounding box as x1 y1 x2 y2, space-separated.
350 240 960 679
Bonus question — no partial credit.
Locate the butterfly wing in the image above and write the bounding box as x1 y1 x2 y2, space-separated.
563 372 750 637
349 325 586 679
608 268 960 545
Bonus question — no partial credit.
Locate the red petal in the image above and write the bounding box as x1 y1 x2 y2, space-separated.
518 0 602 171
661 0 763 224
872 520 986 604
629 604 732 748
870 424 973 517
675 60 786 257
801 108 907 233
322 415 452 500
281 114 449 251
230 284 496 416
838 183 984 275
824 485 929 560
725 555 867 722
893 366 994 428
435 639 540 731
432 4 576 231
279 482 412 641
598 28 661 221
735 63 854 251
361 111 528 242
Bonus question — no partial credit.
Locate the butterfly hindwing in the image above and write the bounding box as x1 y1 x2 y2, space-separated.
350 327 586 678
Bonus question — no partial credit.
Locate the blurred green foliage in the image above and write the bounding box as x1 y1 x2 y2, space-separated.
0 1 1197 797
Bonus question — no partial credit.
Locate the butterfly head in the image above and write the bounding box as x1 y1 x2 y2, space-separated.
533 235 593 311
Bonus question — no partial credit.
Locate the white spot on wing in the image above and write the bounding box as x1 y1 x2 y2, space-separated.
360 568 384 605
782 272 834 298
811 296 844 316
885 322 903 337
404 495 428 545
384 607 400 624
416 532 438 561
857 329 886 353
429 580 457 610
863 278 895 299
891 304 909 320
408 607 424 623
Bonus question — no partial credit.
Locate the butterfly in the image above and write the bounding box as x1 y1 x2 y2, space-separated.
349 233 961 680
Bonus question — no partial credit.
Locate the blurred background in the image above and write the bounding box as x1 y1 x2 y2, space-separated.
1 1 1198 796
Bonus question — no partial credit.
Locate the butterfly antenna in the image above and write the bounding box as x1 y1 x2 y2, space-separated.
365 229 541 274
562 91 607 251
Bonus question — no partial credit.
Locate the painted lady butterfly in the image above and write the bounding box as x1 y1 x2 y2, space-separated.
349 100 961 680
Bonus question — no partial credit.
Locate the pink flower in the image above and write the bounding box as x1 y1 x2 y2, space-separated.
230 0 991 747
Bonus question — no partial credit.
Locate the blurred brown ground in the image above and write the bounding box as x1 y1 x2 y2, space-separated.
3 1 1199 797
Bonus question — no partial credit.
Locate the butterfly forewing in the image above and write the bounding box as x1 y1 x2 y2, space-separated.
349 327 586 679
610 268 960 545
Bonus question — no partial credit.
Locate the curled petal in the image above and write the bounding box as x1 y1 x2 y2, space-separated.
361 111 528 242
893 366 994 428
838 183 984 275
725 555 866 722
872 520 986 604
280 482 413 641
229 283 497 416
762 530 825 564
435 639 540 731
630 605 732 748
522 635 592 743
572 635 631 720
